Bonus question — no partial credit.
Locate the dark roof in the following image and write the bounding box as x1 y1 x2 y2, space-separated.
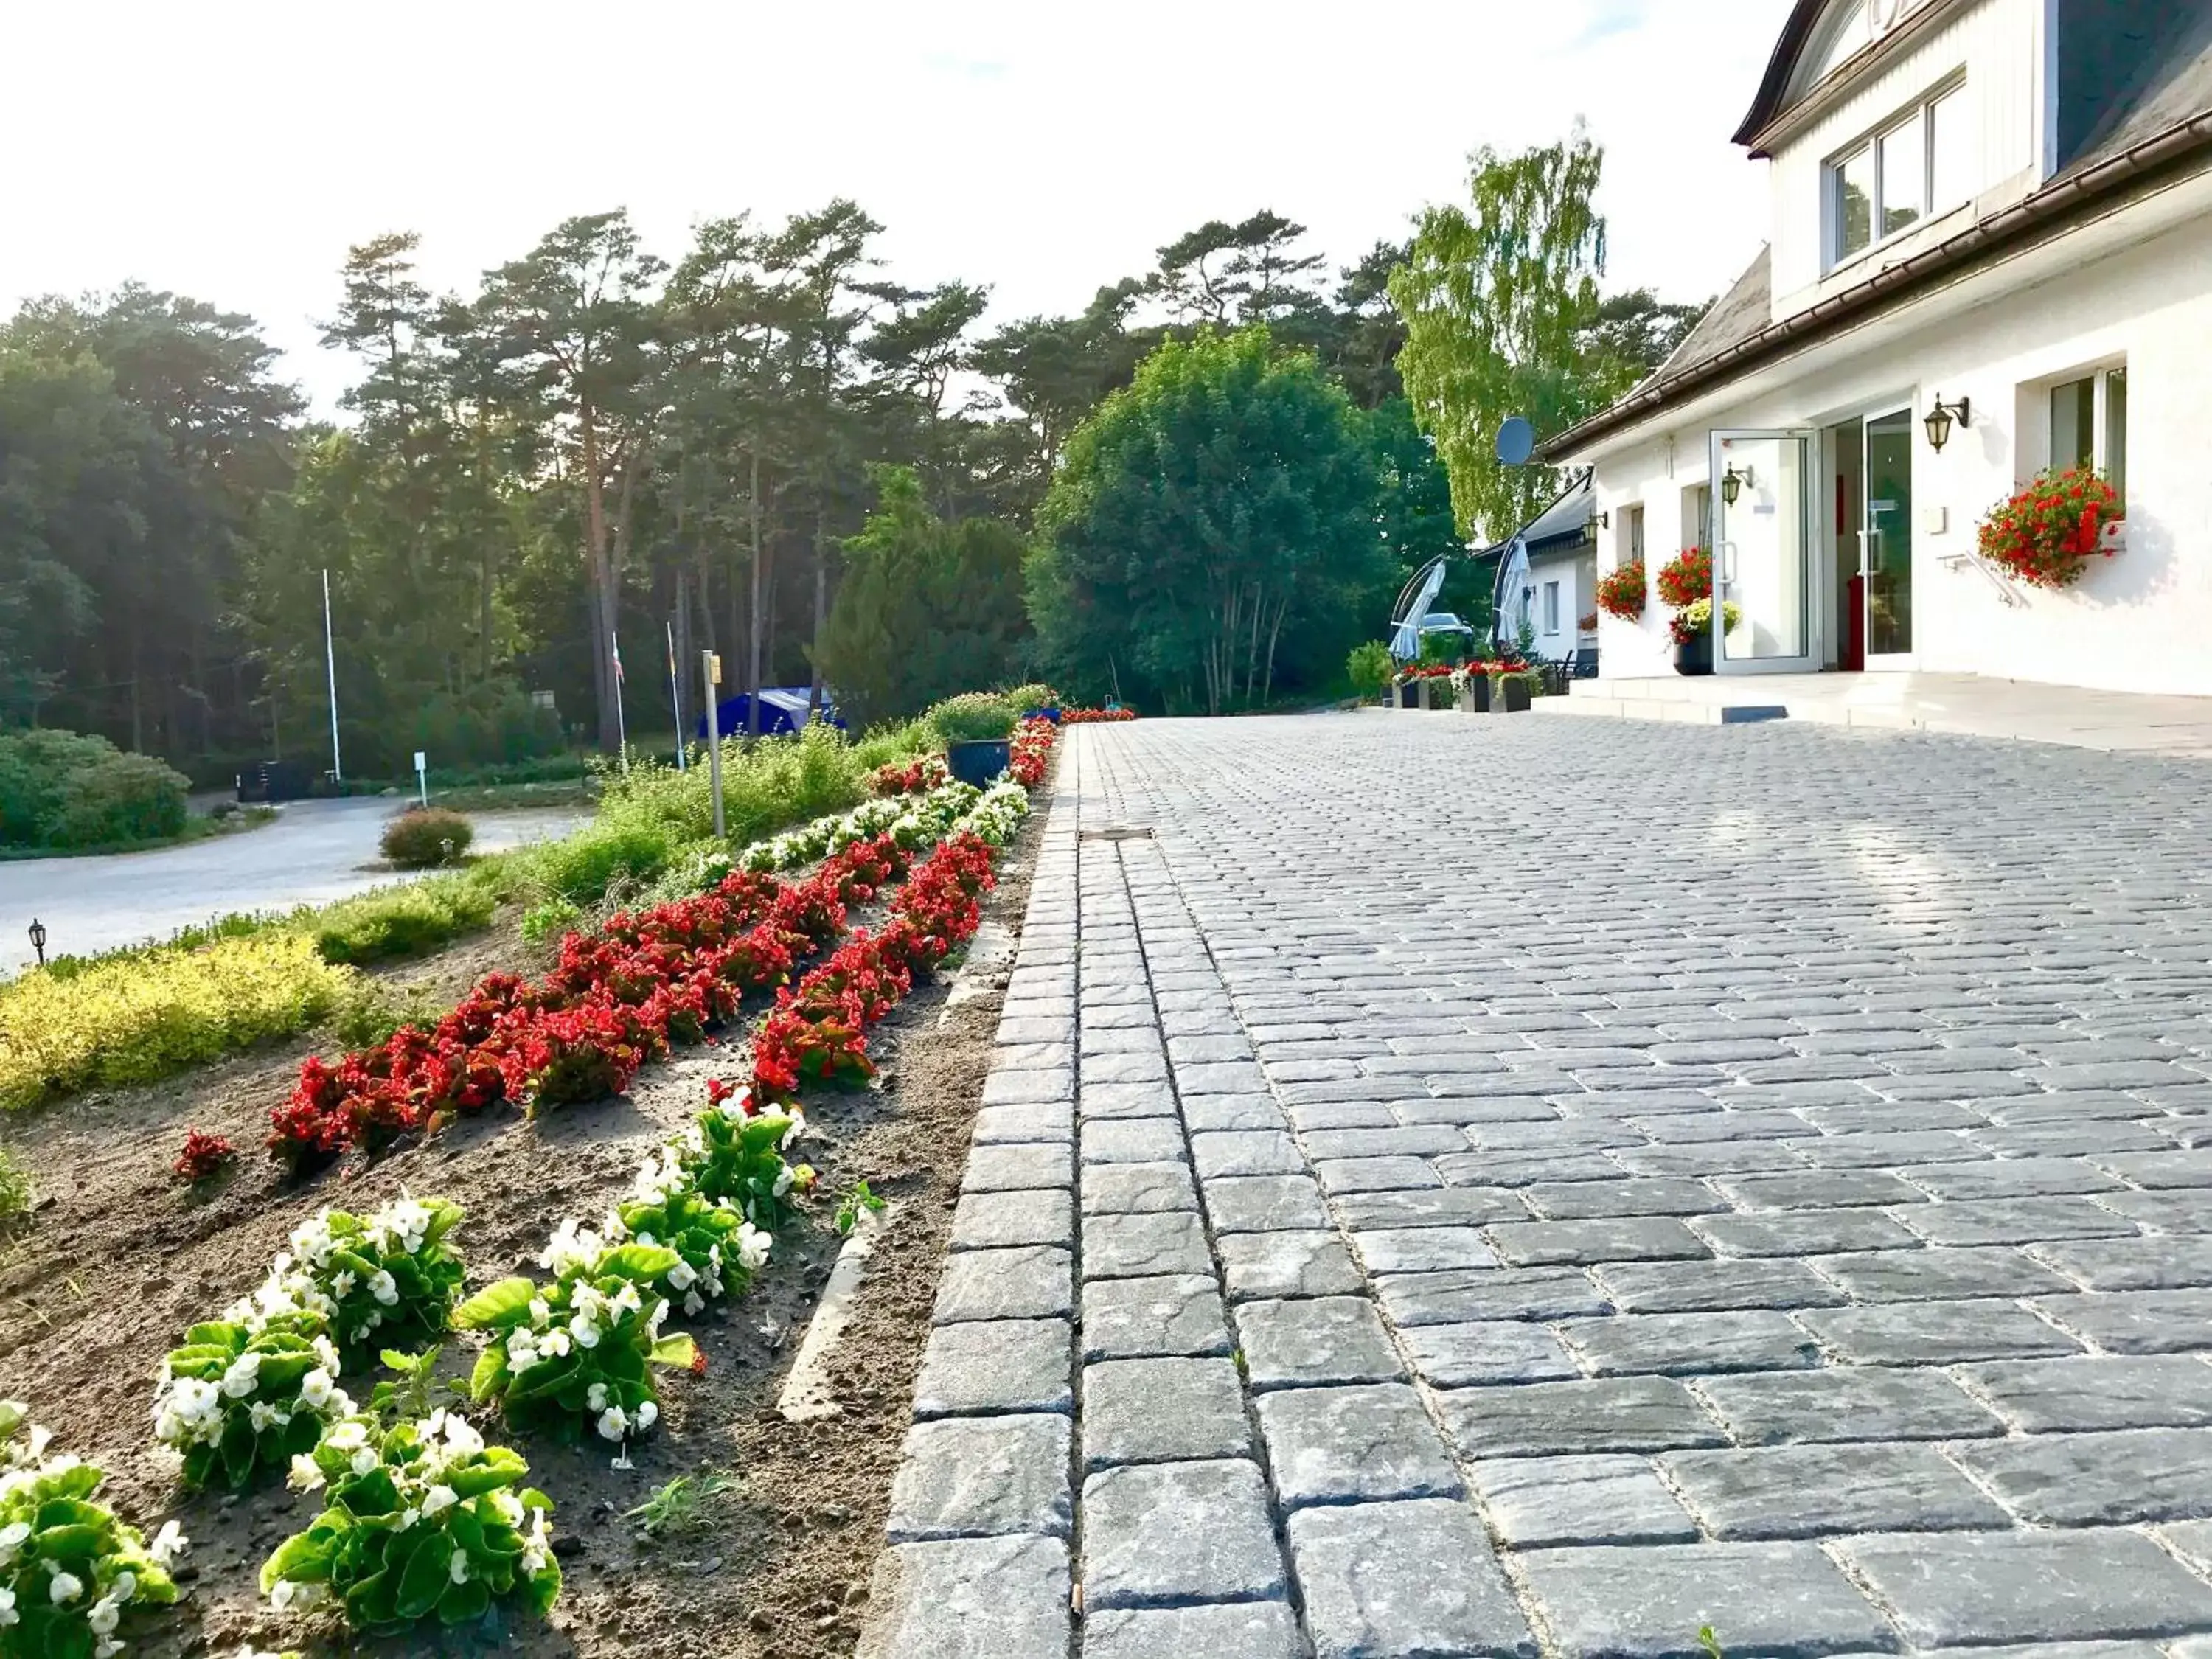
1646 247 1772 386
1507 476 1593 560
2062 5 2212 177
1732 0 1828 147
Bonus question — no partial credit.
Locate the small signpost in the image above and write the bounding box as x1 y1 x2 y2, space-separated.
701 651 726 840
413 751 428 808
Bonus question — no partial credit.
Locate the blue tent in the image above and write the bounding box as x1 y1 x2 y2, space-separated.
695 686 846 741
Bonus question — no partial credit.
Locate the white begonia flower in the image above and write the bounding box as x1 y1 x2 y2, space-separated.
49 1571 85 1605
0 1520 28 1564
269 1577 327 1611
449 1549 471 1585
633 1230 654 1248
330 1269 356 1299
0 1585 14 1625
248 1401 282 1432
506 1329 540 1367
540 1329 571 1359
218 1354 261 1407
585 1383 608 1413
149 1520 187 1566
647 1299 670 1336
666 1259 697 1292
568 1314 602 1350
288 1454 326 1492
491 1490 525 1526
367 1270 399 1307
527 1297 551 1326
611 1282 643 1317
636 1399 658 1431
684 1291 706 1317
324 1420 369 1453
737 1223 772 1273
351 1446 380 1477
299 1368 338 1409
439 1413 484 1458
88 1595 122 1635
780 1110 807 1150
595 1405 629 1442
422 1484 458 1518
772 1165 793 1198
311 1334 341 1373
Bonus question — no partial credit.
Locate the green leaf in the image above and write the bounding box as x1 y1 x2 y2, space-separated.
453 1277 539 1329
469 1345 509 1401
395 1528 454 1621
597 1242 679 1282
648 1333 698 1369
438 1573 491 1624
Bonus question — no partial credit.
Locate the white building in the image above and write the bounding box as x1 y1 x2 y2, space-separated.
1491 478 1599 668
1549 0 2212 695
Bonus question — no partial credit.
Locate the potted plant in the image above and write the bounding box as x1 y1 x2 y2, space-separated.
1488 657 1539 713
929 692 1018 785
1666 598 1740 675
1978 467 2124 588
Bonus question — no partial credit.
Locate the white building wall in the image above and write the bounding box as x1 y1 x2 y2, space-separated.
1524 549 1593 658
1769 0 2046 316
1587 207 2212 697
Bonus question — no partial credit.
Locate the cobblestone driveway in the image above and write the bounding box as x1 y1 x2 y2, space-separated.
862 712 2212 1659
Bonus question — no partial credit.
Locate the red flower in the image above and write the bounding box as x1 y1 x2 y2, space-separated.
174 1130 237 1183
1977 467 2121 590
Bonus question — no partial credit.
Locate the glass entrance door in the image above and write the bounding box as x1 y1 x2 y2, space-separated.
1710 431 1819 675
1863 409 1914 658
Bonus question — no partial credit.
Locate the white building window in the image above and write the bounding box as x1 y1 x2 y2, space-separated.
1829 82 1966 267
2048 364 2128 510
1543 581 1561 634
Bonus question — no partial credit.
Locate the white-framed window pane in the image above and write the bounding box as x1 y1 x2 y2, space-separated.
1928 88 1968 211
1879 112 1924 235
1836 147 1874 257
2051 377 2094 472
2105 366 2128 509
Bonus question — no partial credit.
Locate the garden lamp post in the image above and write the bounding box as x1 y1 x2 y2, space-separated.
28 919 46 967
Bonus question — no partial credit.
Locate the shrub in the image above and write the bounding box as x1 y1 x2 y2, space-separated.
0 1147 29 1225
0 1402 185 1658
453 1230 697 1450
329 976 445 1049
928 691 1018 742
257 1198 469 1372
0 728 189 850
521 896 582 946
1978 466 2122 588
1595 561 1646 619
153 1312 349 1492
1001 681 1059 713
1345 641 1394 698
265 1405 558 1633
310 875 498 967
0 934 349 1111
513 819 672 905
381 809 475 869
850 717 938 771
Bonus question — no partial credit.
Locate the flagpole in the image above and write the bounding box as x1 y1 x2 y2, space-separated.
611 630 630 775
322 568 342 784
665 619 686 771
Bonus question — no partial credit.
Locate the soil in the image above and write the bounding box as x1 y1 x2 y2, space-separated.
0 810 1037 1659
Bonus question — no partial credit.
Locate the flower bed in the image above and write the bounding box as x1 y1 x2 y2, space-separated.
1978 467 2121 588
1060 707 1136 723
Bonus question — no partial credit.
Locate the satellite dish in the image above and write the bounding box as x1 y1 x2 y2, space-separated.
1495 417 1536 466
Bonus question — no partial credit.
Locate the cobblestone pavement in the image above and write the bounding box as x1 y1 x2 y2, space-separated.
861 712 2212 1659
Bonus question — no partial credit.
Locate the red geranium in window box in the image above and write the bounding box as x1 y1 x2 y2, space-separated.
1978 467 2122 589
1594 562 1646 620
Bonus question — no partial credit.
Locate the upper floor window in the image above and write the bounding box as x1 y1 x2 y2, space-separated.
1828 83 1966 268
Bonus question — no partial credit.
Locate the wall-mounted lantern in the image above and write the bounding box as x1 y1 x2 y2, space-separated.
1924 394 1971 453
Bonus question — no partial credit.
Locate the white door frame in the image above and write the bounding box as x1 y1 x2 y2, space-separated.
1711 428 1823 676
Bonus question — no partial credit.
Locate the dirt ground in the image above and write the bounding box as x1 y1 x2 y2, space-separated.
0 810 1037 1659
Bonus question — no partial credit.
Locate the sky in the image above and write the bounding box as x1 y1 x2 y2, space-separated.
2 0 1795 412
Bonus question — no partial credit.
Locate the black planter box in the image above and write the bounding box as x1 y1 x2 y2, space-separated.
1397 682 1421 708
1467 675 1493 713
1500 677 1532 713
1674 635 1714 676
945 738 1011 785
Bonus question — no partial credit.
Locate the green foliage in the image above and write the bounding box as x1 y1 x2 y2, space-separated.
0 1147 27 1227
607 1148 772 1316
0 1402 184 1659
0 933 349 1111
681 1088 811 1233
330 976 445 1050
310 874 498 966
814 467 1033 726
0 729 188 850
153 1312 344 1492
263 1198 469 1374
263 1405 559 1633
835 1179 887 1237
1001 682 1059 712
1345 642 1394 698
1030 327 1387 714
1392 127 1618 544
453 1233 696 1447
850 717 938 771
624 1472 737 1540
928 692 1018 743
520 896 582 947
380 808 475 869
